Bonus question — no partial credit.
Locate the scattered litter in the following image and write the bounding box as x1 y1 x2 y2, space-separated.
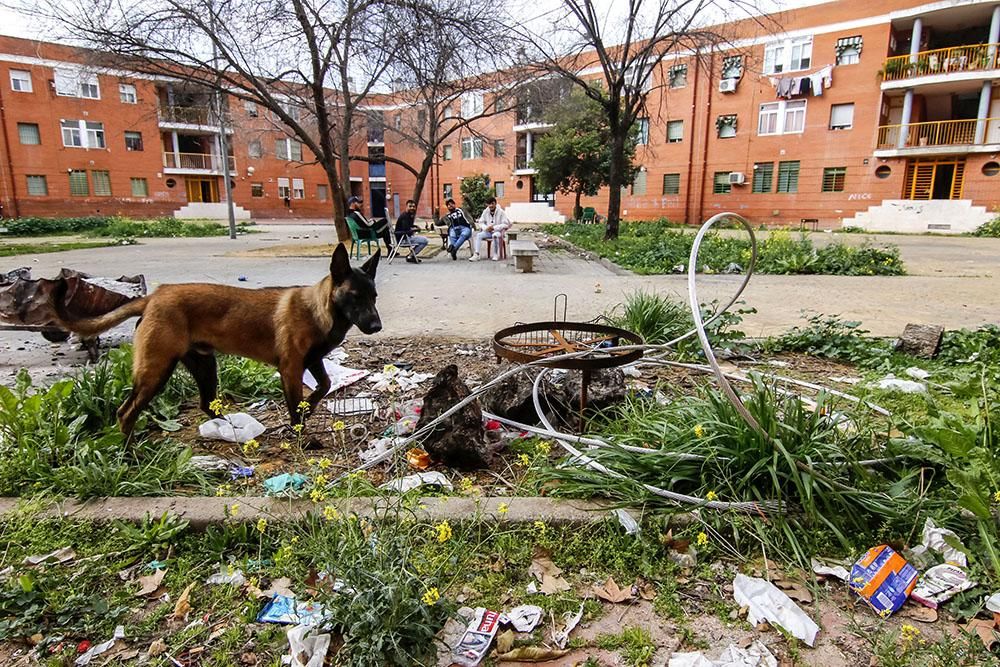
261 577 296 599
206 564 246 587
190 455 233 471
552 603 584 649
359 437 404 464
23 547 75 566
199 413 266 443
829 376 861 385
325 396 376 417
285 624 331 667
406 447 431 470
732 573 819 646
264 473 309 496
613 508 640 535
451 607 502 666
74 625 124 665
230 465 254 480
379 471 453 493
529 550 571 595
671 264 685 274
238 275 248 282
874 375 926 394
987 592 1000 613
920 518 968 567
173 583 195 619
135 568 167 597
912 564 974 609
368 366 433 392
303 361 368 394
905 367 931 381
504 605 543 633
811 559 850 582
849 545 918 617
668 640 777 667
965 617 1000 649
621 365 642 378
593 576 633 604
257 595 327 625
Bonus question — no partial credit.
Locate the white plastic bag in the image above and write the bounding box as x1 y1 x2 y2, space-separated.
286 624 331 667
198 413 266 443
732 574 819 647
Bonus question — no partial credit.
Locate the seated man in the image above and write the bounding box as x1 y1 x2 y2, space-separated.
470 196 511 262
394 199 429 263
442 197 473 261
346 195 392 254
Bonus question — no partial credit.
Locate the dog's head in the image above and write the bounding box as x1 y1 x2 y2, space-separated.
329 243 382 334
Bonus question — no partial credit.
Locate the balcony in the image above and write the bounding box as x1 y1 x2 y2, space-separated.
513 154 536 174
158 105 230 130
881 44 999 84
163 151 236 173
875 118 1000 155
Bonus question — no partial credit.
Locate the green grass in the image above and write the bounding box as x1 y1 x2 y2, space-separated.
546 221 906 275
1 215 255 239
0 240 118 256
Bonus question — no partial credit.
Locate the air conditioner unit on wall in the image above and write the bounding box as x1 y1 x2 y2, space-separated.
719 78 738 93
729 172 746 185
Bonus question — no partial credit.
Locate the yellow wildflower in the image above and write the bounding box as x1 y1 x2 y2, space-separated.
383 364 399 375
242 439 260 456
292 423 304 434
318 458 333 470
331 420 346 431
215 483 232 497
314 474 328 488
459 477 475 495
209 398 224 416
696 532 708 547
290 536 299 544
693 424 705 439
705 490 718 501
517 453 531 467
279 441 292 450
310 488 327 503
306 458 317 466
256 518 267 533
323 505 341 521
900 623 922 648
994 490 1000 503
434 520 453 543
533 520 546 535
536 440 552 455
421 587 440 606
297 400 310 413
497 502 509 515
228 503 240 518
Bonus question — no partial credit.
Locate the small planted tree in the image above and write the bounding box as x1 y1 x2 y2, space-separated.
460 174 494 219
533 91 637 220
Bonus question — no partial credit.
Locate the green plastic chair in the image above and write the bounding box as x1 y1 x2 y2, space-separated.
346 216 379 260
580 207 597 224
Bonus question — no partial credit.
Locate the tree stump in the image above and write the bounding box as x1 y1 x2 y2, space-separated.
895 323 944 358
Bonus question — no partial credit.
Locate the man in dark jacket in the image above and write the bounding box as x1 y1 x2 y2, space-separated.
346 195 392 253
443 197 472 260
394 199 429 263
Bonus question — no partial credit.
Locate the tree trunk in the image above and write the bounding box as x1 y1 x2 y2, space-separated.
574 188 583 220
327 165 348 242
410 153 436 206
605 131 627 240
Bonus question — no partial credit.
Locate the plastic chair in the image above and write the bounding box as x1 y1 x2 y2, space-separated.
580 207 597 224
482 234 508 260
346 216 378 260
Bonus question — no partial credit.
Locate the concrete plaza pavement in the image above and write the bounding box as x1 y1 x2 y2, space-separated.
2 223 999 378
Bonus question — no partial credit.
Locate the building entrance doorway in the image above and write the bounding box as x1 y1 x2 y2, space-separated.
903 157 966 200
185 177 219 203
529 177 554 206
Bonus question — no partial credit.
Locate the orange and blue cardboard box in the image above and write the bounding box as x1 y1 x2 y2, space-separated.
850 545 919 617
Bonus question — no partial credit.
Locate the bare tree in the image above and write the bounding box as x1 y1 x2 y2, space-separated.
22 0 403 241
518 0 760 239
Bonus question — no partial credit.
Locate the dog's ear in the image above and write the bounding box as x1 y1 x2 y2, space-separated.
330 243 352 282
361 249 380 278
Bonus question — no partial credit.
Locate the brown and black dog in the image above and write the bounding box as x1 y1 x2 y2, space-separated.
54 243 381 438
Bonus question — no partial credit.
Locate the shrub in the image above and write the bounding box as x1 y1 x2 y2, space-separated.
763 312 894 366
3 217 112 236
972 212 1000 237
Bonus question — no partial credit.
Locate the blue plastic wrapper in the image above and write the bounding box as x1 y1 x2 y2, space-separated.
257 594 327 625
229 465 254 480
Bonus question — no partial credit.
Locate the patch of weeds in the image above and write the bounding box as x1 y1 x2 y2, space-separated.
939 325 1000 367
861 620 998 666
0 241 115 256
217 355 283 401
762 312 894 367
972 211 1000 238
596 626 656 667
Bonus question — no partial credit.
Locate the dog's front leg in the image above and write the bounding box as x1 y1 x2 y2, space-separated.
278 359 306 425
304 360 331 415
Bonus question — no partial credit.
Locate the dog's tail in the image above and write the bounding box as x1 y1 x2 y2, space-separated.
52 280 150 337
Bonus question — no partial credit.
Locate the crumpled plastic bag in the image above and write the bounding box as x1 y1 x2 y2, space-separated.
669 640 777 667
921 518 968 567
199 413 266 443
75 626 124 665
263 472 308 496
379 471 453 493
286 623 331 667
206 564 246 586
359 437 404 464
505 605 544 632
732 573 819 646
874 375 926 394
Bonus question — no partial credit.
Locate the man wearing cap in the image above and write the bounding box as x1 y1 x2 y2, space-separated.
346 196 392 254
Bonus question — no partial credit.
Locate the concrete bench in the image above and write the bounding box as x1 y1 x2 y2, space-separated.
509 239 540 273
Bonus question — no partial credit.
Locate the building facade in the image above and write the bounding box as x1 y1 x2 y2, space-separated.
0 0 998 232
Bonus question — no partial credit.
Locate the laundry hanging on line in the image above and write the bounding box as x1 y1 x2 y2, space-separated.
769 64 833 99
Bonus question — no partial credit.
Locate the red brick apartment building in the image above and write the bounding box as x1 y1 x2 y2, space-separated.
0 0 998 233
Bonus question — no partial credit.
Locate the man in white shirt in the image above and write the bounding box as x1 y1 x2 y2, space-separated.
470 197 511 261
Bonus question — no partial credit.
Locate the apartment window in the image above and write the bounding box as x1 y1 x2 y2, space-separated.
631 170 647 196
461 137 483 160
716 115 737 138
758 100 806 135
68 170 89 196
829 103 854 130
245 100 258 117
713 172 731 194
316 184 328 201
662 173 680 195
822 166 847 192
495 181 505 199
10 69 31 92
637 118 650 145
54 68 100 98
278 100 301 121
277 177 290 200
276 138 302 161
668 64 687 88
26 175 47 196
124 131 143 151
442 145 453 161
251 182 264 197
130 177 148 197
763 36 812 74
119 83 137 103
461 92 484 118
292 178 305 199
752 162 773 193
495 96 508 112
625 62 653 93
247 140 262 159
494 139 506 157
61 120 83 147
91 170 111 196
443 183 453 200
17 122 40 145
665 120 683 143
835 36 863 65
85 122 105 148
777 160 800 193
721 56 743 80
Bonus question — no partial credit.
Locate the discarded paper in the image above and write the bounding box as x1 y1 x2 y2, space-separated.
286 624 331 667
199 413 266 443
75 625 124 666
911 563 974 609
668 640 777 667
732 573 819 646
379 471 453 493
452 607 502 667
505 605 543 633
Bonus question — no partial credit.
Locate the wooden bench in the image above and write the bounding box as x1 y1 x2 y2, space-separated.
509 239 540 273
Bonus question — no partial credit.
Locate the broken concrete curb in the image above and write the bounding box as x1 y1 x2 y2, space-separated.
0 496 693 530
